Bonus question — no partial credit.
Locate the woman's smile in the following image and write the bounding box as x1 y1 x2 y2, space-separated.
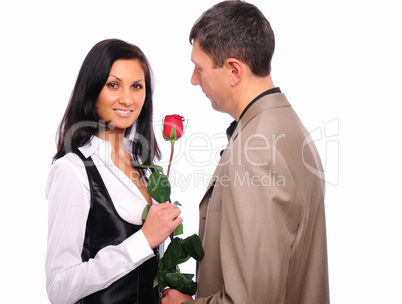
96 59 146 131
113 108 134 117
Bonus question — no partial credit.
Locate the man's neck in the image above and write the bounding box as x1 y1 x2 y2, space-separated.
231 74 275 120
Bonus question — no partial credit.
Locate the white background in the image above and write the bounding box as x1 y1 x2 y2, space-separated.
1 0 401 303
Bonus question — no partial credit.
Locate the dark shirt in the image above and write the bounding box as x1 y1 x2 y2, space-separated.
226 87 282 140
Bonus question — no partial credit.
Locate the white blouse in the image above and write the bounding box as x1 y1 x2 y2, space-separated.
45 136 156 304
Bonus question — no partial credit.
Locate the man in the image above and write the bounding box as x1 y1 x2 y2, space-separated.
162 1 329 303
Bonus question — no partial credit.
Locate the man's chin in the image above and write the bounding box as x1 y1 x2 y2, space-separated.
209 99 220 111
205 94 219 111
207 96 226 113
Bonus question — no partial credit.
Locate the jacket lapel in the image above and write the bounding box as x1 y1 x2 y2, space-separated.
199 93 290 203
231 93 291 141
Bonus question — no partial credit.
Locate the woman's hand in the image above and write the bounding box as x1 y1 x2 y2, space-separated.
141 203 183 248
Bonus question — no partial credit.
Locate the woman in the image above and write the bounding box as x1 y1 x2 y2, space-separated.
45 39 182 304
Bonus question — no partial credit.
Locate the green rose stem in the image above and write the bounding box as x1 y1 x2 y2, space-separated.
136 116 204 295
166 139 175 179
167 139 175 240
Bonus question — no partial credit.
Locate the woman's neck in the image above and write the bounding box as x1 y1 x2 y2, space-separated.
96 129 130 164
96 129 152 206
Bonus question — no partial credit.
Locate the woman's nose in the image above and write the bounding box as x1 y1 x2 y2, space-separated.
120 89 133 106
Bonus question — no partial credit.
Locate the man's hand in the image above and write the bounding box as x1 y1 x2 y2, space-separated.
161 289 193 304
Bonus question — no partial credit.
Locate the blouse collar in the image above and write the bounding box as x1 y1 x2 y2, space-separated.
78 135 149 203
78 135 133 160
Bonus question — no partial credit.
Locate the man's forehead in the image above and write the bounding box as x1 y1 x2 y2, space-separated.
190 40 209 65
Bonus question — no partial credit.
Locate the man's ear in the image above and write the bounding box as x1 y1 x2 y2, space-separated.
225 58 243 87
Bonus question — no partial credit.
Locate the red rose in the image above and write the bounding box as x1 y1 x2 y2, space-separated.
163 114 185 140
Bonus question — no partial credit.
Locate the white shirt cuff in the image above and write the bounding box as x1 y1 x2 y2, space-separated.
124 229 155 265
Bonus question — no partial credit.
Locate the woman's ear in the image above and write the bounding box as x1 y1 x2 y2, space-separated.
225 58 243 87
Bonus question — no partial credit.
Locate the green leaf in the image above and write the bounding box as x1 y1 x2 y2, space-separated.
156 262 179 288
156 270 169 290
173 201 183 236
173 223 183 236
142 204 150 222
131 163 164 173
170 125 177 139
177 254 191 265
163 238 181 269
177 240 190 264
153 275 159 289
181 234 204 261
165 273 198 296
147 171 171 203
154 237 202 295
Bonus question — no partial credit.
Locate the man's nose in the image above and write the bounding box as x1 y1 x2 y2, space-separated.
191 68 200 86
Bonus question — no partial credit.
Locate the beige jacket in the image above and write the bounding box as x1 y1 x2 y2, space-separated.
190 93 329 304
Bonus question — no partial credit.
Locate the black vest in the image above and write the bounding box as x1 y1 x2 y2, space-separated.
74 150 159 304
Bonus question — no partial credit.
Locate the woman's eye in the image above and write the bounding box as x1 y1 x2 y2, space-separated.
107 82 119 89
133 84 143 89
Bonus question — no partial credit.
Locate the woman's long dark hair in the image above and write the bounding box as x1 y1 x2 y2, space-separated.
53 39 161 167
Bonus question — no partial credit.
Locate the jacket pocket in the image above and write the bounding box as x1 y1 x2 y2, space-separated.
207 184 222 211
